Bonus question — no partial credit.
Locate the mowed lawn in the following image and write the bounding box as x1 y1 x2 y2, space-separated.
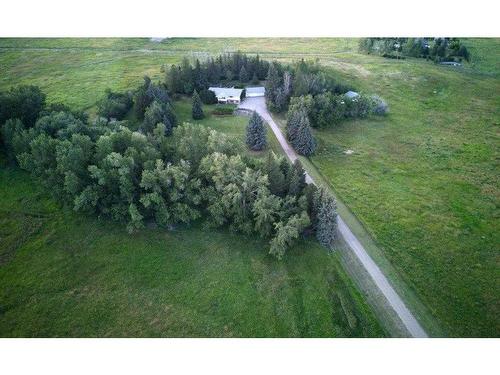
0 163 384 337
308 43 500 337
173 97 284 158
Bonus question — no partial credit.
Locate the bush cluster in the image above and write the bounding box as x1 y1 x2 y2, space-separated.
212 104 235 116
97 89 133 120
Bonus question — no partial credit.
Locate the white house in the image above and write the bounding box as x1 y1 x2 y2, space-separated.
245 86 265 97
208 87 244 104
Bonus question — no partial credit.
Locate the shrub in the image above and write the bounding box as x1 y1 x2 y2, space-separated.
0 85 46 128
370 95 389 116
41 103 88 123
344 95 373 118
1 118 25 162
212 104 235 116
141 100 175 135
97 89 133 120
199 89 218 105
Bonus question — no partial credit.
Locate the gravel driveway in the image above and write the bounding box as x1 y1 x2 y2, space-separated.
239 97 313 183
239 96 428 338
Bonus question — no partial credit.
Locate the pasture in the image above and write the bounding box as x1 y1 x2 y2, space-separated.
0 37 498 336
0 162 384 337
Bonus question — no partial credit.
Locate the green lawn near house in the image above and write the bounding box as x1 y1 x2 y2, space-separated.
173 97 284 158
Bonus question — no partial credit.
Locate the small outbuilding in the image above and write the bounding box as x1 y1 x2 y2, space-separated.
345 91 360 99
208 87 244 104
245 86 265 97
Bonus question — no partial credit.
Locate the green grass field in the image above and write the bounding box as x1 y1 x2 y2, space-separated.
0 161 384 337
0 37 498 337
308 45 500 337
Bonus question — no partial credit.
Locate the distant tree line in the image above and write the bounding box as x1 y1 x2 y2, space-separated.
359 38 470 63
0 84 338 259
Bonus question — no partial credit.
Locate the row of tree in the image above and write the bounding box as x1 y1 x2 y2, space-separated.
1 84 339 258
166 52 270 96
359 38 471 62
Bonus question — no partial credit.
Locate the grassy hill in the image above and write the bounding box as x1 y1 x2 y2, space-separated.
0 37 498 337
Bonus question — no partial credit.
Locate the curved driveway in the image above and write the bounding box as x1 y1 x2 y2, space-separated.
239 97 428 338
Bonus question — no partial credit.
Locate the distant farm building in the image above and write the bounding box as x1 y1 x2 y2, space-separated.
245 86 265 97
209 87 244 104
345 91 360 99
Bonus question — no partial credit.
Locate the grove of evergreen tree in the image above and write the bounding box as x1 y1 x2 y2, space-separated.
165 52 270 95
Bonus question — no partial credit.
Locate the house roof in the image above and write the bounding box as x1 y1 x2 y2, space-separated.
208 87 243 98
345 91 360 99
245 86 265 95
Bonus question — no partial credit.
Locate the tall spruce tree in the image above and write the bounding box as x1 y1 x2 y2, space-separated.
141 100 174 135
314 187 338 249
191 90 204 120
239 66 249 82
265 62 281 110
134 76 153 120
246 112 267 151
180 57 194 94
251 72 259 85
266 151 286 196
286 107 301 142
289 109 316 156
166 65 182 94
287 159 306 196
